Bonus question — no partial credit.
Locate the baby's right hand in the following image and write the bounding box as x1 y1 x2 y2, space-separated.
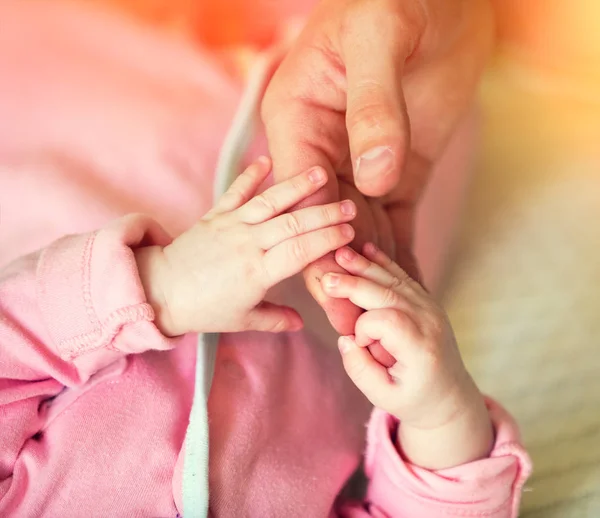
136 157 356 336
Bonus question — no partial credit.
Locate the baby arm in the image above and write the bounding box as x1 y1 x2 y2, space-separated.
321 245 531 517
0 213 185 512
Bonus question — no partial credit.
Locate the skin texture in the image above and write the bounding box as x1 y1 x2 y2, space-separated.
262 0 494 341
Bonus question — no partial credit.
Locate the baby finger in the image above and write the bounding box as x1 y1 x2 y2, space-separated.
263 224 355 285
258 200 356 249
207 156 272 217
322 273 410 311
338 336 395 409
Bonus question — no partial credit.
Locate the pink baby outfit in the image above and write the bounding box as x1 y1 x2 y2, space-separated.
0 1 531 517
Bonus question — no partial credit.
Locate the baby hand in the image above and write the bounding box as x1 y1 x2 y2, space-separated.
137 157 356 336
321 244 493 470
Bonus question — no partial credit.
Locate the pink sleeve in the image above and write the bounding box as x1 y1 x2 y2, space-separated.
338 399 531 518
0 214 181 487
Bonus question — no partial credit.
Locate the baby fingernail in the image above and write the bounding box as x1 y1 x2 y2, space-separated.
341 225 355 239
338 336 355 354
340 200 356 216
324 274 339 288
340 247 356 262
365 242 379 255
308 167 326 184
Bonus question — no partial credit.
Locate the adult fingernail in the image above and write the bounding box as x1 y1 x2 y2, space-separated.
324 273 340 289
338 336 356 354
341 224 355 239
340 200 356 216
308 167 326 184
356 146 394 182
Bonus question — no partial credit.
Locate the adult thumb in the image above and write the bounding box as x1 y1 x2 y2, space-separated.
340 6 418 197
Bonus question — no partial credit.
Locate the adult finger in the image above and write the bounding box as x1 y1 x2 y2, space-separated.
237 166 328 224
340 1 426 197
257 200 356 249
263 224 355 285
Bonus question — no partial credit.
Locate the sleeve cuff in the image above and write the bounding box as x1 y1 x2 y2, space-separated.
37 214 180 360
364 398 531 517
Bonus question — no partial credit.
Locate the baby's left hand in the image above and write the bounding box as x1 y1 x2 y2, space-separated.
322 244 494 470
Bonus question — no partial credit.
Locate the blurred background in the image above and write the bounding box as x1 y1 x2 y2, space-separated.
445 1 600 517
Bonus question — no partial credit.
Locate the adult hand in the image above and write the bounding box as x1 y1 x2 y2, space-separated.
262 0 493 335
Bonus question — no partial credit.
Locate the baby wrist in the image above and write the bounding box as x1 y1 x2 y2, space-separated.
396 387 494 470
135 246 180 337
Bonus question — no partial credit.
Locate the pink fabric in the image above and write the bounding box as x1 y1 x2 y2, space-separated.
0 1 531 517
